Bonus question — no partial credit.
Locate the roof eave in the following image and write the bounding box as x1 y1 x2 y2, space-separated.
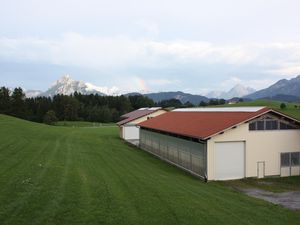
139 125 206 141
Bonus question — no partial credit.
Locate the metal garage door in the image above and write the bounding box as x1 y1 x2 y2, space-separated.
214 142 245 180
124 126 139 140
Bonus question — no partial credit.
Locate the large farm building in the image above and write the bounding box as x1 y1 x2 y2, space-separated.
137 107 300 181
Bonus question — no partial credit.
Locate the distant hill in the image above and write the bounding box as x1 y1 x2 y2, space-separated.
144 91 209 104
124 92 143 96
124 91 209 104
245 75 300 100
260 94 300 103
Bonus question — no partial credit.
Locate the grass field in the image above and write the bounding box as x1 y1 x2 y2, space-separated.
225 99 300 119
55 121 116 127
1 114 300 225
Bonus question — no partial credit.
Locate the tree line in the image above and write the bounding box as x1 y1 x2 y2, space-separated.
0 86 228 124
0 87 154 124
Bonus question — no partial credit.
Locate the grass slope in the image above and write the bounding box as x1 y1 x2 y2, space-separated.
226 99 300 119
55 121 116 127
1 114 300 225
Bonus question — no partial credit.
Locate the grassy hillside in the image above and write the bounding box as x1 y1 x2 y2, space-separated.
55 121 116 127
1 114 300 225
226 99 300 119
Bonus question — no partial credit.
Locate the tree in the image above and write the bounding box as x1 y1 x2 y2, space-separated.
10 87 26 118
0 87 11 114
208 99 219 105
43 110 58 125
184 101 194 108
218 99 226 105
128 95 154 109
280 103 287 110
158 99 183 108
199 101 208 107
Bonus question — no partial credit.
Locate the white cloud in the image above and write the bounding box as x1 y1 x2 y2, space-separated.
1 33 300 74
266 64 300 77
136 20 160 37
1 33 300 93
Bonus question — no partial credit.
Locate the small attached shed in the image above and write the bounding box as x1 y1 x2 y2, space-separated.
117 107 166 142
138 107 300 181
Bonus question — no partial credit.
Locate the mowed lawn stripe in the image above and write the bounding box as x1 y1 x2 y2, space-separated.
0 133 70 224
1 114 300 225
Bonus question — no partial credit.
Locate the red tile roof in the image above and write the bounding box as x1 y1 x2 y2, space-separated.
117 108 162 126
138 107 271 140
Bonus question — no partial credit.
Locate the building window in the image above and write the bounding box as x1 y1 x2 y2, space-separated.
280 122 288 130
257 121 264 130
249 122 256 130
280 122 296 130
266 120 278 130
281 153 290 167
291 152 300 166
281 152 300 167
249 115 300 131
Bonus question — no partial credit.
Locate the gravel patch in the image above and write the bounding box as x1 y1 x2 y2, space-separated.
241 188 300 212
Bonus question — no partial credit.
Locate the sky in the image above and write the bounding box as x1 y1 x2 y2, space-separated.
0 0 300 94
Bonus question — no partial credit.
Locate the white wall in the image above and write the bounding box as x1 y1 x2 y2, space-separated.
207 123 300 180
123 126 140 140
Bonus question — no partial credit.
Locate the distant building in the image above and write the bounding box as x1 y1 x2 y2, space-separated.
228 100 237 105
117 107 167 144
138 107 300 181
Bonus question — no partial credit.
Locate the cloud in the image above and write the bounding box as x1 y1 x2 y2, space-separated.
135 20 160 37
266 64 300 77
1 33 300 92
218 76 276 91
1 33 300 73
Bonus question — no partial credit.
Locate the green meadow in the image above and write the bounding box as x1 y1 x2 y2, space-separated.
1 114 300 225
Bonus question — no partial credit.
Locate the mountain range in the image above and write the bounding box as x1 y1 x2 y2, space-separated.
25 75 255 101
245 75 300 99
23 74 300 103
125 84 255 104
206 84 256 99
124 91 208 104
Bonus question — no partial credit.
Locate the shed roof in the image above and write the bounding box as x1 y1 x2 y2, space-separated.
117 107 162 126
138 107 273 140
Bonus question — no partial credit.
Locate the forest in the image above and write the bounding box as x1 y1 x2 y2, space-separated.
0 87 226 124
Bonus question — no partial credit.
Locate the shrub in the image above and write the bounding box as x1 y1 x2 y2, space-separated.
280 103 287 110
43 110 58 125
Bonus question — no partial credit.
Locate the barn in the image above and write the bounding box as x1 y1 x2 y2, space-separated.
117 107 166 143
138 107 300 181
